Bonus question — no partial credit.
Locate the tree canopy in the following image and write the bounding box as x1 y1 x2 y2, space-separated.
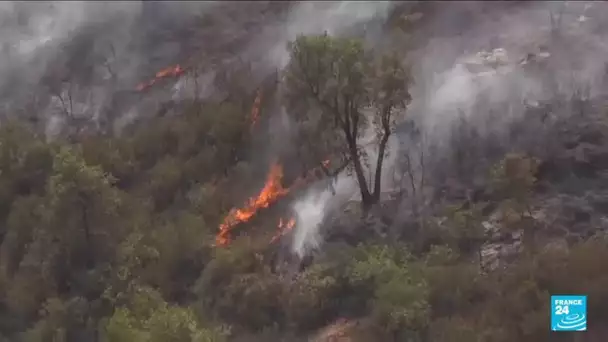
284 33 412 212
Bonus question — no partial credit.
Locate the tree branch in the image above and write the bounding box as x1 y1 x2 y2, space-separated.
320 157 351 178
372 102 394 199
294 46 346 129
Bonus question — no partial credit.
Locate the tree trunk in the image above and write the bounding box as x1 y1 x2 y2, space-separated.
372 132 390 202
349 144 374 214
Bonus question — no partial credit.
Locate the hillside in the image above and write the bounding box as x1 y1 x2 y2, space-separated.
0 1 608 341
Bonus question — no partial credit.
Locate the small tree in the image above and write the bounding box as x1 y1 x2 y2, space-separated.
284 33 412 213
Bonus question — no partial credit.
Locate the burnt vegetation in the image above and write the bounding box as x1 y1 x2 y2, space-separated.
1 2 608 342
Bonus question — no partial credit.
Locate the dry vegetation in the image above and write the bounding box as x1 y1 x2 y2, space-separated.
0 3 607 342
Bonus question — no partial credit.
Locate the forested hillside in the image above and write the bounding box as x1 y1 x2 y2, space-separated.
1 1 608 341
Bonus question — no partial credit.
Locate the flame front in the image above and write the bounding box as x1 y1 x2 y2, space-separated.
155 65 184 78
136 64 186 92
216 158 332 246
216 163 289 246
270 217 296 244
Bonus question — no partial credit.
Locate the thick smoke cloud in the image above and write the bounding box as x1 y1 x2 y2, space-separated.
408 1 608 136
0 1 394 138
0 1 219 136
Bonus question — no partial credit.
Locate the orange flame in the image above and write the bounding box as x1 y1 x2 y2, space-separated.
216 163 290 246
156 65 184 78
270 217 296 244
250 89 263 127
135 64 186 92
215 158 332 246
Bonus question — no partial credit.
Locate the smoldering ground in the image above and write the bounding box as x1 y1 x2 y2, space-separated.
283 1 608 258
387 1 608 231
2 1 608 259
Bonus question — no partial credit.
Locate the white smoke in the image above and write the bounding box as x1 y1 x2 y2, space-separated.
255 1 395 69
291 190 331 258
289 1 608 256
248 1 399 258
288 124 401 259
408 1 608 137
5 1 608 256
291 176 357 258
0 1 221 136
287 120 402 259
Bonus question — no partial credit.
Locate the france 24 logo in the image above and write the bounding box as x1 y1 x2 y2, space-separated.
551 295 587 331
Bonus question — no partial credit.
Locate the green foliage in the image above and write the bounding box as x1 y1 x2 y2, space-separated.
282 263 341 331
0 122 54 254
284 33 411 210
346 244 430 338
283 33 370 166
423 246 482 318
285 33 370 114
44 146 126 271
0 195 45 277
371 270 429 336
147 213 212 299
420 236 608 342
346 244 412 284
443 204 486 261
0 145 131 325
20 297 93 342
102 230 160 308
193 241 282 331
429 317 479 342
142 155 183 210
80 137 137 188
102 286 226 342
48 146 121 218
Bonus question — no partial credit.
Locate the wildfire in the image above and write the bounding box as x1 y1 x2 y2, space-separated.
135 64 186 92
250 89 262 127
270 217 296 244
215 163 290 246
215 158 332 247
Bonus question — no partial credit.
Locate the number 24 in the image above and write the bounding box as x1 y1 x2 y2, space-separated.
555 305 570 315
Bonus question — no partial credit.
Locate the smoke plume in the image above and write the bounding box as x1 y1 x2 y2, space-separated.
407 1 608 137
287 1 608 256
3 1 608 258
